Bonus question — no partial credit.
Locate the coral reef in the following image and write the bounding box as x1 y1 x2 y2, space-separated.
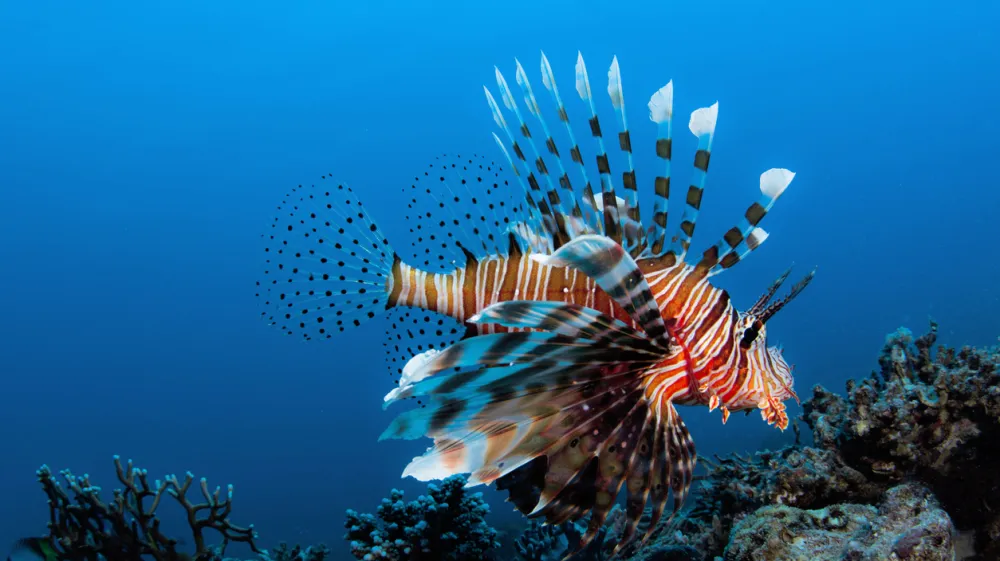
621 446 880 560
802 321 1000 558
16 323 997 561
514 521 570 561
724 483 954 561
253 543 331 561
513 506 638 561
343 474 499 561
33 455 259 561
619 322 995 560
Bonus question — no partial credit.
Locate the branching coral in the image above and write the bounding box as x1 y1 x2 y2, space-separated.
255 543 330 561
35 455 259 561
343 474 499 561
513 506 635 561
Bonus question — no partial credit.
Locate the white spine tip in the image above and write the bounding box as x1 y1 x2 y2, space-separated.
529 253 550 265
514 58 526 86
575 52 590 100
540 51 554 91
688 102 719 137
748 227 769 249
495 68 515 110
607 56 623 108
648 81 674 123
760 168 795 199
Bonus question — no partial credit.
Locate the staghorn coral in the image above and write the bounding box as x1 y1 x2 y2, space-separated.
723 483 955 560
34 455 259 561
343 474 499 561
802 321 1000 558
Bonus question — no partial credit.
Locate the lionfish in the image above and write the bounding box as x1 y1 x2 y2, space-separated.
257 51 813 553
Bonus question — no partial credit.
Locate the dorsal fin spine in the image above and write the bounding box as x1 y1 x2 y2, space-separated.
647 81 674 257
540 51 603 234
514 59 587 240
495 66 571 248
576 52 623 245
486 89 556 253
672 103 719 258
607 56 646 256
707 168 796 276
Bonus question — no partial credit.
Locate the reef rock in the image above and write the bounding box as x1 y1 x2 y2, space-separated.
802 322 1000 557
723 483 955 561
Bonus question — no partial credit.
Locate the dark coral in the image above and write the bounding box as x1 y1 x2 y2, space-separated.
802 321 1000 557
624 446 879 560
343 474 499 561
34 456 259 561
512 504 654 561
618 322 997 560
254 543 331 561
514 520 569 561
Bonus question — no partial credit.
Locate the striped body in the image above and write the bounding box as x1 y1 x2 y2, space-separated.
387 249 792 424
388 252 621 328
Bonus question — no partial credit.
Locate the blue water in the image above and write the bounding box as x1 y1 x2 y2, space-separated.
1 1 998 559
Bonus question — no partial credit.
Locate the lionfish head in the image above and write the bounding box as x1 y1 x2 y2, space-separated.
729 315 795 430
732 266 817 430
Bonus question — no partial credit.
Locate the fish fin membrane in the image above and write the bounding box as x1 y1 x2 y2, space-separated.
530 235 671 348
383 299 687 553
382 307 466 393
487 52 797 272
257 177 395 340
402 154 546 271
492 392 696 555
380 329 664 408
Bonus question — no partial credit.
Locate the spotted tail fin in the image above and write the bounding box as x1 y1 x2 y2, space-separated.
257 178 395 339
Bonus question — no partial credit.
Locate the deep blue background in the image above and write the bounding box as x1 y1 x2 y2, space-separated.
2 1 998 559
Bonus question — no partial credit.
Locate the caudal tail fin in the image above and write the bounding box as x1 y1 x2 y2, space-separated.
256 175 395 340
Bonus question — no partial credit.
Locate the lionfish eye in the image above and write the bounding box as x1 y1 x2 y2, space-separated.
739 326 759 348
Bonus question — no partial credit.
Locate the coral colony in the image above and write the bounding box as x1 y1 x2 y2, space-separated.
17 322 999 560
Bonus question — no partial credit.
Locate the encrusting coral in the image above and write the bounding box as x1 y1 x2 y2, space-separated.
343 474 499 561
723 483 955 561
